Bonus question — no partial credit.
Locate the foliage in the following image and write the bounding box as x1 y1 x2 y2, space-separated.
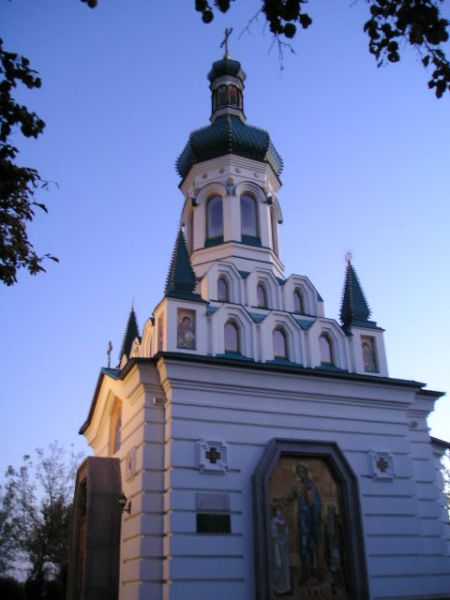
192 0 450 97
0 443 82 598
0 38 58 286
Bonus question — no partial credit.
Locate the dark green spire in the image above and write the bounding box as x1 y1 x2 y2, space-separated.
165 230 200 300
340 258 371 330
120 306 140 360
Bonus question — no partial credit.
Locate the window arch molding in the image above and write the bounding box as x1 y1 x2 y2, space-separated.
247 269 281 311
235 181 266 203
259 313 304 364
282 275 320 317
211 306 254 358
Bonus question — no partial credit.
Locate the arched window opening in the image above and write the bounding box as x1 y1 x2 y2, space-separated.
228 85 239 107
273 327 288 360
294 289 305 314
207 195 223 240
216 85 227 109
257 283 268 309
319 334 334 365
240 194 259 239
224 320 240 354
218 277 229 302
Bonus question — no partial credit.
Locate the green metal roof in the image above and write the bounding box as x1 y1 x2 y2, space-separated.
176 114 283 179
165 230 202 301
340 261 372 331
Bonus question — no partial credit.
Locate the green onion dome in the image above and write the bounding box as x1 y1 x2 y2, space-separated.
177 114 283 179
176 57 283 180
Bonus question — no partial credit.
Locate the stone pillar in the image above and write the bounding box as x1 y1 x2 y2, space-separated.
66 457 122 600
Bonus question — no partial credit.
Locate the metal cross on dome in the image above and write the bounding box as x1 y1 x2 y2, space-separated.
220 27 233 57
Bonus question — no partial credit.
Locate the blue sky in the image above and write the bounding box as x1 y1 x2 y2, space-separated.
1 0 449 476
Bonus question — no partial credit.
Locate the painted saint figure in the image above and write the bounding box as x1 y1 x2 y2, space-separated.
270 505 291 595
177 310 195 349
324 503 345 594
286 463 322 583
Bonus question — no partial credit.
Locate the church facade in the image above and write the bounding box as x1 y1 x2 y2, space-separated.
69 55 450 600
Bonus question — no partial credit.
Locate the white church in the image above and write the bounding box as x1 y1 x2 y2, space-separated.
67 52 450 600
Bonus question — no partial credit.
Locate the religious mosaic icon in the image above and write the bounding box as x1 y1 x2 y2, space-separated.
361 335 378 373
268 456 351 599
177 308 196 349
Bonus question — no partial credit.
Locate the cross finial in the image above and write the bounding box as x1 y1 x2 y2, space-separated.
106 340 113 368
220 27 233 57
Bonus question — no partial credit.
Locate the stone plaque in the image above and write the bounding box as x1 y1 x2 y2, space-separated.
196 513 231 534
196 492 230 512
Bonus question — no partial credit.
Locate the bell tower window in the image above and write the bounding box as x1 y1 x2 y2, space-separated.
212 84 243 112
240 194 259 241
206 195 223 241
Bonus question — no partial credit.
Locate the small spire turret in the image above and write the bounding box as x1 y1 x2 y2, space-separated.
340 257 371 331
120 307 140 360
165 230 200 300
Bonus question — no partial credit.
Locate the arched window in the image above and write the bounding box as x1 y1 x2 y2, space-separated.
228 85 239 107
240 194 258 239
218 276 229 302
224 320 240 354
207 196 223 240
294 289 305 314
319 334 334 365
257 283 268 309
216 85 227 109
273 327 288 360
